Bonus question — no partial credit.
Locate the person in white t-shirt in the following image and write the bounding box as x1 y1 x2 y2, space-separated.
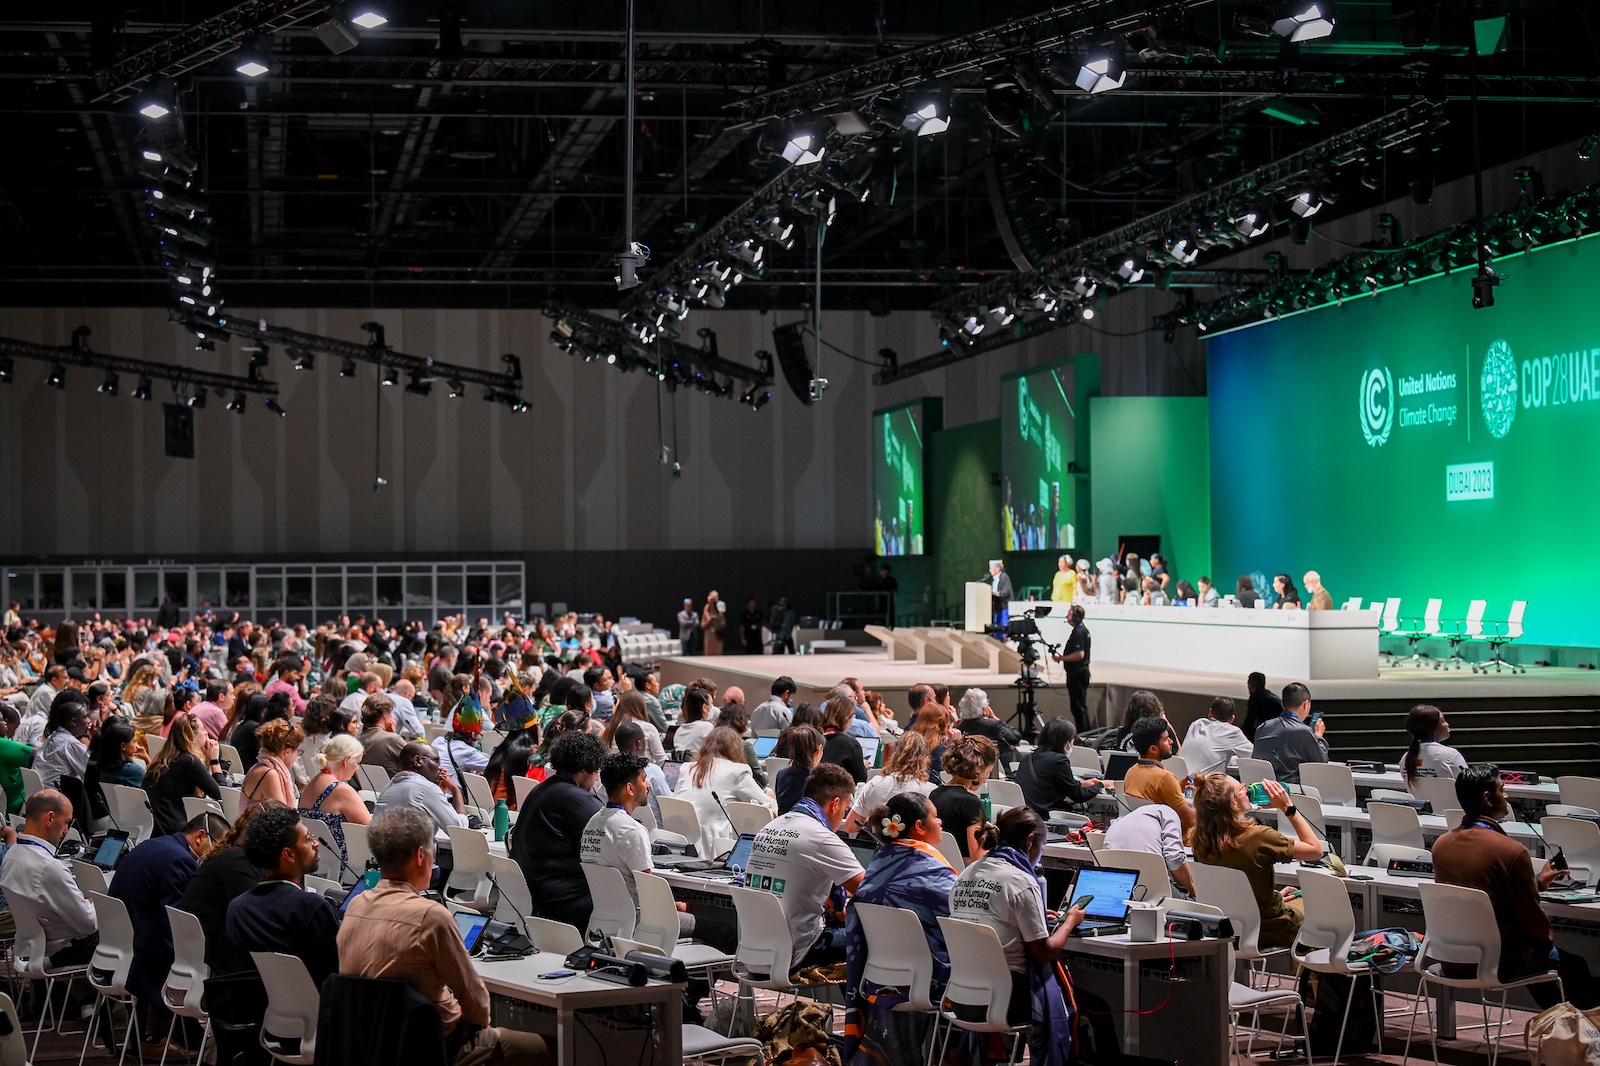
1101 803 1195 896
672 690 715 758
842 731 936 833
1401 703 1468 795
948 807 1088 1028
744 763 864 968
1180 696 1255 775
580 752 694 936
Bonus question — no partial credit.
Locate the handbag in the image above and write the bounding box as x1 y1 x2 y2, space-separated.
1525 1002 1600 1065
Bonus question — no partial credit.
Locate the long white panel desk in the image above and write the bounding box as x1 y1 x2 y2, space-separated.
1351 768 1562 807
1027 602 1379 680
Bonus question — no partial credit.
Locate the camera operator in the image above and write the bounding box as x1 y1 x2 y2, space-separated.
1053 605 1092 733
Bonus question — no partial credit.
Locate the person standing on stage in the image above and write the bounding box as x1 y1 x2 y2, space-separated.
1303 571 1333 611
988 560 1014 627
1050 556 1077 605
677 599 699 656
1052 605 1092 733
740 598 765 655
700 592 725 656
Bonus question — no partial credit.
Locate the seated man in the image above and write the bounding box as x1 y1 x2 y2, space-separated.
108 811 228 1055
745 763 864 968
223 806 341 987
358 693 407 777
1120 716 1195 838
510 732 604 933
1103 803 1195 896
580 753 693 936
1181 696 1255 775
954 688 1023 771
1432 763 1599 1007
374 742 469 833
34 692 90 791
339 807 549 1064
612 723 670 825
0 790 97 966
1250 682 1328 785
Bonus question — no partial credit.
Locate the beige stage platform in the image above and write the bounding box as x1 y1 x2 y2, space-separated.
658 649 1600 735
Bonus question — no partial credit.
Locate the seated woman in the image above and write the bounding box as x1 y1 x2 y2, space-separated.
483 725 539 808
843 732 935 833
675 725 769 857
239 718 304 814
1190 773 1324 948
142 713 227 837
1401 704 1466 795
297 733 371 873
947 807 1086 1062
819 695 869 784
294 695 355 788
671 689 715 758
842 792 956 1065
929 735 998 861
909 704 956 782
600 692 667 765
1015 717 1103 818
90 718 149 788
774 725 822 815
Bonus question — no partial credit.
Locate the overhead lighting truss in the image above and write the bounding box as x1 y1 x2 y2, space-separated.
0 330 278 403
545 305 774 399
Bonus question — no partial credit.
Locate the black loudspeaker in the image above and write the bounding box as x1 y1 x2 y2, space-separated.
772 322 815 406
163 404 195 459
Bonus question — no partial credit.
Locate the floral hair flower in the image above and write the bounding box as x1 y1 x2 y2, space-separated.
880 813 905 839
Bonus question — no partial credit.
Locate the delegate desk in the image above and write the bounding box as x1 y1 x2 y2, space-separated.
474 951 684 1066
1316 804 1546 863
1029 603 1378 680
1350 768 1561 809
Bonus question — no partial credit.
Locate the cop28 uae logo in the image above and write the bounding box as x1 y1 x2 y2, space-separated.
1359 367 1394 447
1480 339 1518 439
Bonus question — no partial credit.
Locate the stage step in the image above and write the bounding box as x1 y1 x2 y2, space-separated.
1328 706 1600 781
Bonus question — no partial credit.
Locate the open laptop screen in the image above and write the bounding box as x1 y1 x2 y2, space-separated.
752 736 779 759
1067 867 1141 921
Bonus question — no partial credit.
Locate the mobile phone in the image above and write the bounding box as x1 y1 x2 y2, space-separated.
1554 847 1569 871
1308 711 1323 726
1069 894 1094 911
1246 782 1271 806
536 970 576 980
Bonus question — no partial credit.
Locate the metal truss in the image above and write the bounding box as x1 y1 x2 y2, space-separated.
0 333 279 395
546 305 772 385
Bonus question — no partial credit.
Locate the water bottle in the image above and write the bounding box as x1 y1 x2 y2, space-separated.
492 799 510 842
980 790 993 822
362 857 381 890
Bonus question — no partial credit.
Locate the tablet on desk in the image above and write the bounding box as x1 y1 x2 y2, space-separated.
752 736 779 759
455 912 491 954
90 830 131 871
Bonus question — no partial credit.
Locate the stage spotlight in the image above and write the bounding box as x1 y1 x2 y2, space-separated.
47 363 64 389
1114 255 1147 283
291 348 315 371
1163 234 1201 265
1288 188 1325 218
225 391 246 413
902 91 951 136
129 376 151 401
729 238 764 266
1070 274 1098 298
1273 1 1335 41
757 214 794 246
741 384 771 411
780 122 827 166
959 308 986 336
234 38 270 77
264 397 288 416
447 379 465 398
990 302 1016 326
185 387 207 408
1471 269 1499 310
339 358 357 377
1075 43 1126 94
984 78 1032 138
350 6 387 29
404 373 432 396
97 371 119 397
381 365 399 386
1230 202 1273 238
0 356 11 383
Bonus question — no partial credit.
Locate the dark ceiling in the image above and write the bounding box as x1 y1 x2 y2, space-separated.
3 0 1599 326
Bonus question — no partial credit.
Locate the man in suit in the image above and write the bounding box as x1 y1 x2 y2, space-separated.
988 560 1014 627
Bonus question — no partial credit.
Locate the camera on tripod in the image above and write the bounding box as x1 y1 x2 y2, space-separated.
984 606 1059 680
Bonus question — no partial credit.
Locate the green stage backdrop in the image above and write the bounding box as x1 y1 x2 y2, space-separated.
1089 397 1211 587
872 399 941 557
1209 235 1600 648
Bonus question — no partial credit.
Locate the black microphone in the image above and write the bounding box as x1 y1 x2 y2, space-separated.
482 871 534 956
709 791 738 859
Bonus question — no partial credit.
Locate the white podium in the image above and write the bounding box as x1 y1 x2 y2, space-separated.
963 582 993 632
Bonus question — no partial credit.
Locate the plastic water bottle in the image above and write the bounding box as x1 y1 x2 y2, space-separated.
492 799 510 842
362 858 380 890
980 790 993 822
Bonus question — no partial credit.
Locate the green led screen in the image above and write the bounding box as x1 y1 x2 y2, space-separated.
1209 236 1600 648
1001 359 1081 552
873 399 940 556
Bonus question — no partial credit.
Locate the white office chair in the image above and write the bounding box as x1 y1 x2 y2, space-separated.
1162 756 1189 782
1184 899 1305 1059
853 902 938 1014
252 952 320 1065
341 821 373 879
730 886 810 1001
931 918 1030 1065
479 730 508 757
304 816 348 883
218 786 242 823
161 908 211 1066
356 763 391 793
1291 870 1385 1064
1444 599 1487 670
1275 794 1328 847
462 772 497 814
1377 598 1403 663
634 872 735 992
986 779 1026 809
656 796 706 855
181 795 225 823
1396 598 1443 666
581 863 638 940
724 801 773 838
526 917 584 955
444 826 495 913
935 832 966 872
218 744 244 777
1482 600 1527 674
145 732 166 759
1190 863 1286 986
1341 597 1363 610
1366 801 1426 859
1365 843 1431 868
18 767 43 801
1095 848 1174 903
1405 882 1563 1066
82 891 142 1066
0 993 27 1066
763 756 790 782
512 774 538 809
69 859 108 896
1410 777 1462 816
1299 764 1357 807
104 783 155 844
1237 757 1277 787
1557 776 1600 814
9 894 90 1060
1547 804 1600 819
681 1024 766 1066
1068 746 1101 775
1541 817 1600 884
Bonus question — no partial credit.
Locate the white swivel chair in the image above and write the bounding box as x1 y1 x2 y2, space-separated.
1557 776 1600 814
161 908 211 1066
931 918 1031 1066
69 859 108 896
1541 817 1600 884
1444 599 1487 670
303 817 348 883
1191 863 1286 986
104 783 155 844
525 917 584 955
1237 758 1277 787
1299 764 1357 807
1291 870 1386 1064
181 795 225 823
144 733 166 759
487 856 534 936
1396 598 1443 666
1275 794 1328 847
252 952 320 1065
853 902 938 1015
1405 882 1563 1066
986 780 1026 810
1161 756 1189 782
1096 849 1174 903
1482 600 1527 674
1365 802 1426 863
341 822 374 879
1184 899 1305 1059
82 891 142 1066
764 756 790 782
656 796 706 855
724 801 773 838
9 895 90 1060
462 772 497 814
1068 746 1101 775
1377 598 1403 663
218 744 244 778
443 826 495 914
356 763 391 793
935 833 966 873
1410 777 1462 817
635 872 735 993
511 774 538 810
580 863 638 940
218 786 242 823
0 993 27 1066
730 886 809 1002
18 768 43 801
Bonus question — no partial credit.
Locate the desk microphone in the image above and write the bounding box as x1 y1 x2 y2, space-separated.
482 871 534 956
710 791 735 832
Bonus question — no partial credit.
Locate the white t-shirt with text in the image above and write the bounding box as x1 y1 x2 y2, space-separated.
580 805 655 907
745 810 862 966
949 854 1048 973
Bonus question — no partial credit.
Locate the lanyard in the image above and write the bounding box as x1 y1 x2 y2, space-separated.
18 839 55 857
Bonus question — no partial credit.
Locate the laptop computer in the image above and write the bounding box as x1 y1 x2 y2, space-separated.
454 912 491 954
1101 752 1138 782
857 736 881 767
663 833 759 876
89 830 131 872
1062 866 1141 937
752 736 780 759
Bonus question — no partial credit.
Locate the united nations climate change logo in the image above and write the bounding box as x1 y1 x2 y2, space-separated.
1359 367 1394 447
1480 339 1517 439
